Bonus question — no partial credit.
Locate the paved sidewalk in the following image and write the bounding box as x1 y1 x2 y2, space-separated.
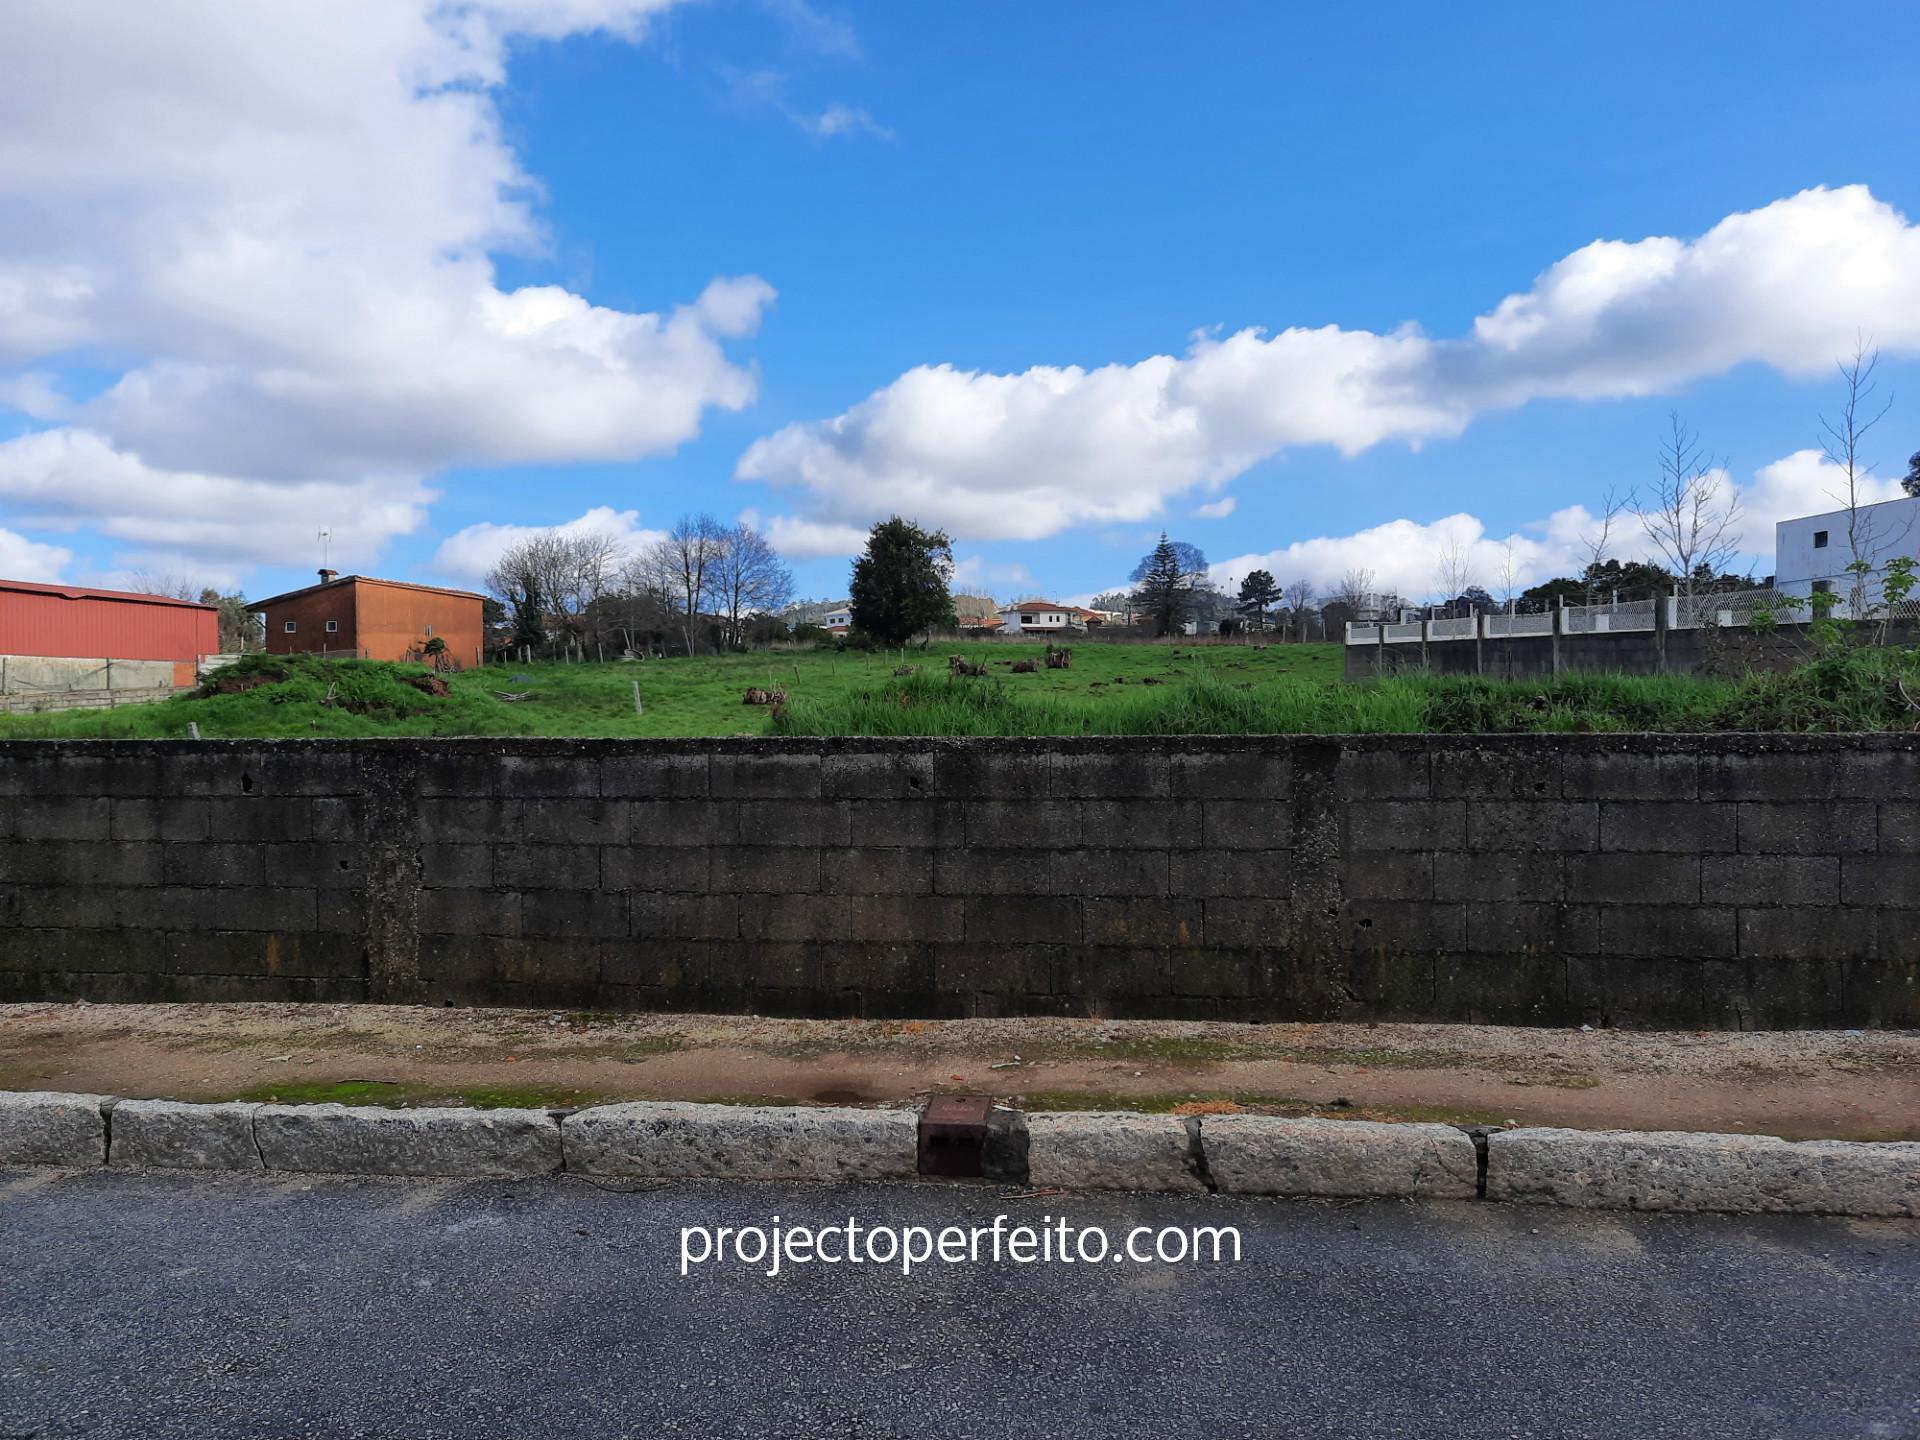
3 1169 1916 1438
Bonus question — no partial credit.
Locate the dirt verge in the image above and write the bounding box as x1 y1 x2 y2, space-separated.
3 1003 1917 1141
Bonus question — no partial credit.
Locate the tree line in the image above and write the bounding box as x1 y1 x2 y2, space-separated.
485 515 795 659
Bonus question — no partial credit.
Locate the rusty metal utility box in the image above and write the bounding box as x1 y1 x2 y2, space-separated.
918 1095 993 1178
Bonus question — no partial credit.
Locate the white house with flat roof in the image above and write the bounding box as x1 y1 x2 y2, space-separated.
1776 495 1920 610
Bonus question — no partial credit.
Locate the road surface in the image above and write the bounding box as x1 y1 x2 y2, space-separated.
3 1169 1916 1438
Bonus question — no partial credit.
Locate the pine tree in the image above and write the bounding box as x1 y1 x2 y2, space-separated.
1236 569 1282 630
1130 533 1207 637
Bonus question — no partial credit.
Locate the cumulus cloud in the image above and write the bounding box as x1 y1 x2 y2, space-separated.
752 512 873 559
0 429 431 591
1193 496 1237 520
0 524 72 582
431 504 666 583
739 186 1920 543
0 0 769 575
1206 447 1900 601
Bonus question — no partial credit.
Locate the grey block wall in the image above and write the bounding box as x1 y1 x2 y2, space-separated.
1 736 1916 1027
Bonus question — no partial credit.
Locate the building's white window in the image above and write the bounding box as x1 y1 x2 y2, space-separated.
284 620 297 633
425 624 434 637
1813 530 1829 549
324 620 339 634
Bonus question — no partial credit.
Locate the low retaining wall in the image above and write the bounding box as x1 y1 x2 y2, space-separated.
1 736 1917 1028
1343 619 1920 682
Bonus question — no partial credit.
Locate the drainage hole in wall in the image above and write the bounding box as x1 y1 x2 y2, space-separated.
240 774 255 794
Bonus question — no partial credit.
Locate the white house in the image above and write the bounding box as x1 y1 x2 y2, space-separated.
999 600 1074 634
821 607 853 632
1776 496 1920 610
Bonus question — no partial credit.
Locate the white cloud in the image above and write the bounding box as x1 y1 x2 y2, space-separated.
0 0 769 576
724 69 891 141
0 428 430 591
431 504 666 583
739 185 1920 543
1207 447 1904 600
0 524 72 582
757 513 872 559
1193 496 1237 519
950 553 1033 594
1210 511 1585 603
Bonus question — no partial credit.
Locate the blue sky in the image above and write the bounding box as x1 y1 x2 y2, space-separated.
3 1 1919 606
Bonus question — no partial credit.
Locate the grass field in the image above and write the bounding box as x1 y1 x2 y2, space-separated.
0 641 1345 739
1 636 1913 737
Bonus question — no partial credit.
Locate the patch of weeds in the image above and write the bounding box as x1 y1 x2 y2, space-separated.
233 1078 597 1109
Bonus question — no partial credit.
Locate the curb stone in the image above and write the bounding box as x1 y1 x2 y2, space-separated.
564 1101 918 1182
0 1090 108 1167
111 1099 265 1171
253 1103 561 1178
6 1089 1920 1217
1026 1111 1205 1193
1202 1116 1479 1199
1487 1126 1920 1216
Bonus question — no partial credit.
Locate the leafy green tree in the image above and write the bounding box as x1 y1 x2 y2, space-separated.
1236 569 1282 629
1902 450 1920 498
848 517 956 645
1130 534 1208 636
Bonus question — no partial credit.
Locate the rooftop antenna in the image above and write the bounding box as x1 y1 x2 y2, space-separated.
319 527 332 570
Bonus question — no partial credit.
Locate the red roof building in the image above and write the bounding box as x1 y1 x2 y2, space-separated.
0 579 219 686
250 570 485 667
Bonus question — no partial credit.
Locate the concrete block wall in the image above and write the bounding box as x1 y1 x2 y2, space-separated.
1 736 1915 1027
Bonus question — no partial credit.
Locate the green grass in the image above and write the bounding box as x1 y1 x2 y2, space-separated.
232 1078 594 1109
0 642 1344 739
5 637 1918 737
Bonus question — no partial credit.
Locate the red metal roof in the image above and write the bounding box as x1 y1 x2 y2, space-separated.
0 578 216 610
0 577 220 662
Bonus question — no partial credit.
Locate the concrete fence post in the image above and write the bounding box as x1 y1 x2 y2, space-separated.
1551 602 1563 677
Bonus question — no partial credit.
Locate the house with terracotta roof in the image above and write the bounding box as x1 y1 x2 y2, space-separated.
997 600 1107 634
250 570 485 668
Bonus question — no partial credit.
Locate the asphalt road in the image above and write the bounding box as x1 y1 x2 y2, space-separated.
3 1169 1916 1439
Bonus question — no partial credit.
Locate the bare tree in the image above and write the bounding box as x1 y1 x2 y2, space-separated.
707 521 795 651
1496 541 1520 614
125 571 202 601
1433 538 1475 614
1577 485 1625 603
1333 567 1376 613
485 529 627 650
1820 338 1901 615
1282 578 1316 641
642 513 729 655
1634 413 1741 600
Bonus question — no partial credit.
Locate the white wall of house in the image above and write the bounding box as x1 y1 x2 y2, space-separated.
822 609 853 628
1776 496 1920 608
1000 606 1070 633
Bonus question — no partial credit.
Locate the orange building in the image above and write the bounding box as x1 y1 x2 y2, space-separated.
250 570 485 668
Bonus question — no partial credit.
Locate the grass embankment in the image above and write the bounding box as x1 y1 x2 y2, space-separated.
777 644 1920 735
0 643 1342 739
1 639 1915 737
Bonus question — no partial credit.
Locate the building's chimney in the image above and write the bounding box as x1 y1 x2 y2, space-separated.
319 568 338 584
